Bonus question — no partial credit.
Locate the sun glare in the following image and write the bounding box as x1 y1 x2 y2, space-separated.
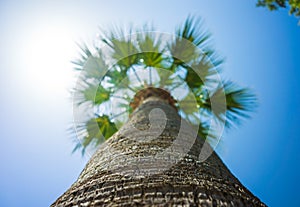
24 23 76 97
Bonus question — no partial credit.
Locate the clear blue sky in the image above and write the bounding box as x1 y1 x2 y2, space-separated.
0 0 299 206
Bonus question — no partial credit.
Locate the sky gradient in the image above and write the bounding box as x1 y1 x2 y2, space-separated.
0 1 299 206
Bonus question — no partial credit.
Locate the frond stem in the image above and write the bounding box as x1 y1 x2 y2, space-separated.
131 65 143 85
110 109 130 120
149 66 152 86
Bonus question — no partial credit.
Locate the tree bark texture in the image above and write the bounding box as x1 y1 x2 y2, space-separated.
52 97 266 206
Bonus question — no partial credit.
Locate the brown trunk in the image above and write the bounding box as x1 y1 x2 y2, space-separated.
52 96 265 206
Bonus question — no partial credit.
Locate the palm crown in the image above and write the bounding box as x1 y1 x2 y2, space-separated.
72 16 257 154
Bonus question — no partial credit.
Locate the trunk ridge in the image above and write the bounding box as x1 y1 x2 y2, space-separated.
52 98 266 206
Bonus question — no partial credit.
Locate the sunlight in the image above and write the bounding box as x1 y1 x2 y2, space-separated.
24 23 76 97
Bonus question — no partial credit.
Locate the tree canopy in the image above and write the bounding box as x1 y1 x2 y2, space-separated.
71 17 257 154
257 0 300 23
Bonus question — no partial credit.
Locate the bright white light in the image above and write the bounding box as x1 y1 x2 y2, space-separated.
24 23 77 97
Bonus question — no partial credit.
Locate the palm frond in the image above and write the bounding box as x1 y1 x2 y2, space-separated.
137 32 164 68
176 15 211 48
71 42 93 70
80 83 111 105
81 54 108 79
202 81 257 128
72 115 118 153
70 16 258 154
197 121 217 141
185 56 219 90
101 27 140 69
169 16 211 66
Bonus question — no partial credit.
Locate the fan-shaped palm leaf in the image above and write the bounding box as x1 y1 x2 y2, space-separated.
102 29 140 69
80 83 111 105
71 16 257 154
137 32 164 68
202 81 257 128
74 115 118 154
185 56 218 90
170 16 211 66
81 54 108 79
71 43 93 71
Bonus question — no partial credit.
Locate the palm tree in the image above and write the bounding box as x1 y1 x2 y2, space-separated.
52 17 265 206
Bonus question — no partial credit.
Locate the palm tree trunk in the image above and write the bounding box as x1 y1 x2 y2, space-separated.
52 97 265 206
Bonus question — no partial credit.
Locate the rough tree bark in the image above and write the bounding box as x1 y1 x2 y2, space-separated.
52 92 265 206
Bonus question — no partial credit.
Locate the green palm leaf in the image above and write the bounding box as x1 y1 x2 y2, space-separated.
79 83 111 105
82 54 108 79
74 115 118 154
176 16 210 47
138 33 164 67
71 43 93 71
103 31 140 69
202 81 257 128
170 16 210 66
71 16 257 154
197 121 216 140
185 56 218 90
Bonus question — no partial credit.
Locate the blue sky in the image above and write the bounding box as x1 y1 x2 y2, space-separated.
0 0 299 206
